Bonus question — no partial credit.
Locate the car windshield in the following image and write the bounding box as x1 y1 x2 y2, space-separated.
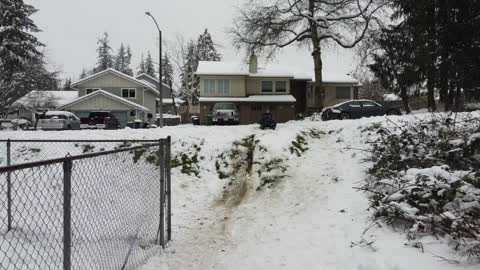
44 114 68 119
214 103 235 110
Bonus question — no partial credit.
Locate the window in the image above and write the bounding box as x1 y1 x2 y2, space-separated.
122 88 136 99
86 88 99 95
361 101 379 107
217 80 230 95
275 81 287 92
335 87 351 99
204 79 216 94
261 81 273 92
347 101 361 108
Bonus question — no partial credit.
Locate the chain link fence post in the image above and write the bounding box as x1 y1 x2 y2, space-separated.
63 158 73 270
157 139 166 248
166 136 172 242
7 139 12 232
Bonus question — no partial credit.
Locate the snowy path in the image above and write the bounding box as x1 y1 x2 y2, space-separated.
142 119 477 270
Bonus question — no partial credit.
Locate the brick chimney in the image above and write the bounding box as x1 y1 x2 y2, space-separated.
249 53 258 74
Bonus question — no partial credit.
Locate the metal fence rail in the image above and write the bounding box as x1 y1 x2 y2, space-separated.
0 138 171 270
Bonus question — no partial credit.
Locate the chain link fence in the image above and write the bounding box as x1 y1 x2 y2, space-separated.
0 139 171 270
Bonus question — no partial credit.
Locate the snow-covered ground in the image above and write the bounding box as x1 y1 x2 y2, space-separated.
0 114 478 269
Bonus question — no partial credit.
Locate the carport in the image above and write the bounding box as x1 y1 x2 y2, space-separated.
58 90 150 128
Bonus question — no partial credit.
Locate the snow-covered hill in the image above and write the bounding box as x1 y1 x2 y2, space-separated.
1 115 477 269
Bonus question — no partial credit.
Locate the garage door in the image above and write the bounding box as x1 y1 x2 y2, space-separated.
112 111 128 128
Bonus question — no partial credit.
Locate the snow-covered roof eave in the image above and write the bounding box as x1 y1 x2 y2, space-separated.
136 73 172 90
59 89 150 112
199 95 296 103
71 68 160 95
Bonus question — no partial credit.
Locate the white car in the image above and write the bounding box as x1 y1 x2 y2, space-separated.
37 111 81 130
212 103 239 125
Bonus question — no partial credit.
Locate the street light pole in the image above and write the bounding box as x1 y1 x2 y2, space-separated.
146 11 163 128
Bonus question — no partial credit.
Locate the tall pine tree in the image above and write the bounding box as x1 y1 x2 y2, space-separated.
94 32 113 73
137 53 146 75
180 30 222 104
0 0 48 116
144 51 156 77
162 54 174 84
114 43 133 76
124 45 133 76
196 29 221 61
114 43 126 71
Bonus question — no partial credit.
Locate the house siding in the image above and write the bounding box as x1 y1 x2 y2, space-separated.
65 94 136 111
144 90 157 122
306 82 356 109
199 76 246 97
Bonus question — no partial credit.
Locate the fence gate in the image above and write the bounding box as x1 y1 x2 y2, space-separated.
0 138 172 270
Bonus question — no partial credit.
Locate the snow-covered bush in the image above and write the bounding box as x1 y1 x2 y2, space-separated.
362 114 480 260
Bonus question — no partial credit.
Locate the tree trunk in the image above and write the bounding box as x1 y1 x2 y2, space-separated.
454 85 463 112
400 86 411 114
308 0 324 110
426 0 437 112
439 0 450 111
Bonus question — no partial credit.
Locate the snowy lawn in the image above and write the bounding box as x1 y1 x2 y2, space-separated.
0 114 478 269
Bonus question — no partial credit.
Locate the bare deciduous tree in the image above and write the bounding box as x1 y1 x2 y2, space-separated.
16 91 59 129
232 0 386 110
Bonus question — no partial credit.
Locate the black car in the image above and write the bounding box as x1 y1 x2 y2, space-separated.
80 111 120 129
321 100 402 121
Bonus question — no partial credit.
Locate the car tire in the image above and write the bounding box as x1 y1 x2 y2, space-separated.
339 113 350 120
67 125 72 130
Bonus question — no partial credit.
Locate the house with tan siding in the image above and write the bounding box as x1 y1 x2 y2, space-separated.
195 55 361 125
57 68 173 128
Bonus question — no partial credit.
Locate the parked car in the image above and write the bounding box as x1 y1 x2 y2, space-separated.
80 111 120 129
37 111 81 130
211 103 239 125
321 100 402 121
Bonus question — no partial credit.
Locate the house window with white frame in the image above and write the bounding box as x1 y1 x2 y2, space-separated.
86 88 99 95
275 81 287 93
217 79 230 95
122 88 136 99
204 79 216 94
261 81 273 92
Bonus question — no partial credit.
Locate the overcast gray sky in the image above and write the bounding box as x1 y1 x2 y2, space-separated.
27 0 357 81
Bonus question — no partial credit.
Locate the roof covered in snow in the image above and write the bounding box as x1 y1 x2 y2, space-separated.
59 89 149 112
136 73 172 90
196 61 359 84
72 68 160 95
199 95 296 103
14 91 79 108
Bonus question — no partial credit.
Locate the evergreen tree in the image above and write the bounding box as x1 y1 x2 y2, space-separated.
113 43 133 76
0 0 46 116
63 78 73 90
124 45 133 76
94 32 113 73
114 43 126 71
179 30 222 104
79 69 88 79
162 54 174 84
0 0 44 80
137 53 146 75
180 40 199 103
196 29 221 61
145 51 156 77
